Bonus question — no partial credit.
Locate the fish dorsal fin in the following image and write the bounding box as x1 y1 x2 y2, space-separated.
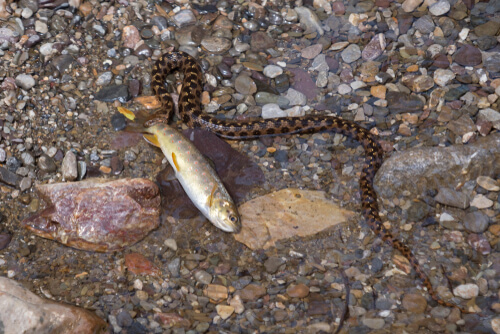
143 134 161 148
171 152 180 172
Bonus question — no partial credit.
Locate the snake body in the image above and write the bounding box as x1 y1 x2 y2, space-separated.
150 51 465 312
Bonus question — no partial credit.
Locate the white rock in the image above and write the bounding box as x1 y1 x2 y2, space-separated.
263 65 283 78
338 84 352 95
262 104 286 119
470 194 494 209
453 284 479 299
15 74 36 90
62 150 78 181
433 69 455 87
285 106 305 117
216 305 234 320
429 0 450 15
492 318 500 334
459 28 470 40
35 20 48 34
402 0 424 12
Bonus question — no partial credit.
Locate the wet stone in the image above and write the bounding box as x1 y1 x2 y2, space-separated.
151 16 167 31
362 318 385 330
96 72 112 86
0 166 21 187
463 211 489 233
19 177 32 192
286 284 309 298
201 36 231 54
402 294 427 314
255 92 289 108
362 34 386 61
240 284 266 301
477 176 500 191
429 0 451 16
20 152 34 166
386 91 424 113
15 74 35 90
262 104 286 118
274 74 290 93
341 44 361 63
0 148 5 162
110 156 123 175
194 270 212 285
0 234 11 251
301 44 322 59
285 88 307 106
234 75 257 95
263 65 282 78
454 44 482 66
111 113 127 131
414 15 435 34
264 256 285 273
173 10 197 28
484 54 500 74
435 188 470 209
453 284 479 299
94 85 131 103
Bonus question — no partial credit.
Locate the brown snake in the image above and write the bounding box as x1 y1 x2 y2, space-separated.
147 51 468 313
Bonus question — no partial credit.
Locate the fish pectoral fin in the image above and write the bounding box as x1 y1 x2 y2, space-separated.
206 183 218 207
172 152 180 172
117 107 136 121
205 156 217 170
143 134 161 148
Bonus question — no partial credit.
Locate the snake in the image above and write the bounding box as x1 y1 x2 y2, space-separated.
147 51 468 313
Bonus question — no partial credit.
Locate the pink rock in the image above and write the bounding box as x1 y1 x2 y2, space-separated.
125 253 161 276
0 277 107 333
22 178 160 252
122 25 141 49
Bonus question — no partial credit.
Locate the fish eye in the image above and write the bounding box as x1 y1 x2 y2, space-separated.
229 214 238 223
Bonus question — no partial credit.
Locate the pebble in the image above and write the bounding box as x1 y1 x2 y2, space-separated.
201 36 231 54
94 85 131 103
15 74 35 90
234 75 257 95
19 177 31 192
429 0 451 16
492 318 500 334
0 234 12 251
240 284 266 301
463 211 489 233
453 284 479 299
471 194 494 209
286 283 309 298
164 238 177 251
35 21 48 34
122 25 141 49
362 34 385 61
285 88 307 106
402 294 427 313
434 188 470 209
0 148 5 162
341 44 361 63
263 65 282 78
96 72 112 86
301 44 322 59
294 6 324 35
262 104 286 119
62 151 77 181
264 256 284 273
454 45 482 66
477 176 500 191
362 318 385 330
402 0 423 12
255 92 289 108
216 305 234 320
37 154 57 173
433 69 455 87
194 270 212 285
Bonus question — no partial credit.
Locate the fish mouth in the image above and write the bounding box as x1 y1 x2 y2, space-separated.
216 222 241 233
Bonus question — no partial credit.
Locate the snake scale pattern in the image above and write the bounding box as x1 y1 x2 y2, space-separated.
148 51 466 312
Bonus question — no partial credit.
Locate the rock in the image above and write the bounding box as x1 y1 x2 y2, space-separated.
173 9 197 27
262 104 287 118
446 115 476 136
470 194 493 209
154 313 190 328
250 31 275 51
264 256 285 273
194 270 213 285
386 91 425 113
362 318 385 330
468 233 491 255
125 253 160 276
285 88 307 106
474 20 500 37
453 284 479 299
402 74 434 92
375 134 500 198
434 188 470 209
362 34 386 61
234 189 355 250
62 151 78 181
402 0 424 12
414 15 435 34
463 211 489 233
37 154 57 172
341 44 361 63
22 178 161 252
201 36 231 54
255 92 289 108
263 65 283 78
477 176 500 191
492 318 500 334
433 69 455 87
216 305 234 320
94 85 131 103
0 166 21 187
295 6 324 35
454 44 482 66
229 295 245 314
122 25 141 49
402 294 427 313
429 0 450 15
301 44 322 59
203 284 228 302
240 284 266 301
0 277 107 334
0 233 11 250
286 283 310 298
15 74 35 90
234 74 257 95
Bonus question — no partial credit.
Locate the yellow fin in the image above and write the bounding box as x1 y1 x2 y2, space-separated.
117 107 136 121
172 152 180 172
143 134 161 148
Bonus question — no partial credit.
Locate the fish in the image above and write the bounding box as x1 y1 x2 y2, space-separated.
117 107 241 233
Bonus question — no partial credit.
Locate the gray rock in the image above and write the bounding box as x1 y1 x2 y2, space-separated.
96 72 112 86
255 92 290 108
341 44 361 63
375 133 500 199
0 166 20 187
434 188 469 209
414 15 435 34
264 256 285 273
295 6 324 35
173 10 197 28
62 151 78 181
262 104 287 119
19 177 32 191
15 74 36 90
194 270 213 285
20 152 34 166
285 88 307 106
463 211 489 233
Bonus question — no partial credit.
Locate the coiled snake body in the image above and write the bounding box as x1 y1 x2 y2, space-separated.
149 51 465 312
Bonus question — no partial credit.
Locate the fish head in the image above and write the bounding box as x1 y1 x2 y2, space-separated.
209 190 241 233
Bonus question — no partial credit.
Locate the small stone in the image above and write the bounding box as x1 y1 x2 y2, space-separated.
35 21 48 34
402 0 424 12
19 177 32 192
414 15 435 34
463 211 489 233
492 318 500 334
454 45 482 67
264 256 284 274
341 44 361 63
164 238 177 251
229 295 245 314
15 74 35 90
263 65 283 78
338 84 352 95
201 37 231 54
286 283 309 298
295 6 324 36
468 234 491 255
0 234 12 251
37 154 57 173
262 104 286 119
62 151 78 181
470 194 494 209
477 176 500 191
429 0 450 16
240 284 266 301
453 284 479 299
362 34 385 61
434 188 469 209
194 270 212 285
173 10 197 28
96 72 112 86
362 318 385 330
370 85 386 99
203 284 228 302
301 44 322 59
402 294 427 313
234 75 257 95
125 253 160 276
433 69 455 87
285 88 307 106
122 25 141 49
402 74 434 92
216 305 234 320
